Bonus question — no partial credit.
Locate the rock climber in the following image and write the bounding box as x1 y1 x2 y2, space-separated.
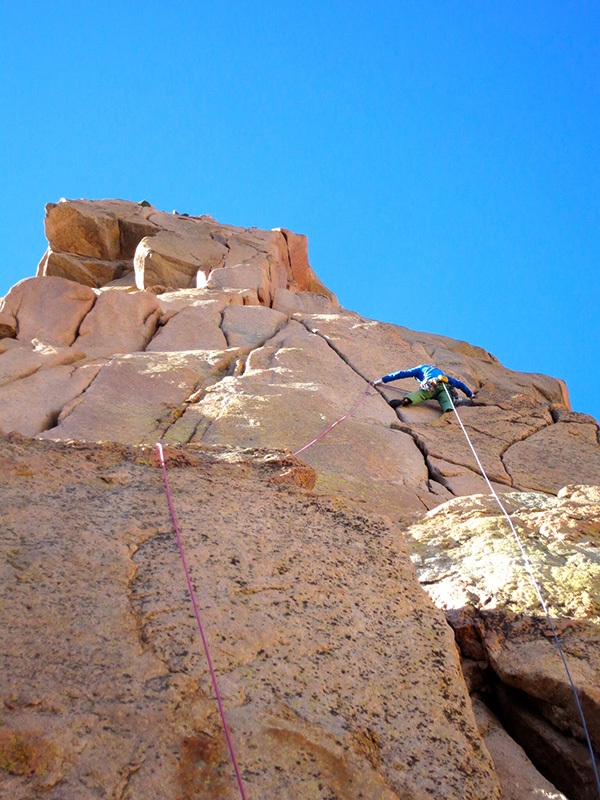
372 364 474 413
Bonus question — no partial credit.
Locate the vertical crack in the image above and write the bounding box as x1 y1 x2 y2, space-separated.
391 420 457 496
219 309 230 347
41 357 110 431
157 323 292 442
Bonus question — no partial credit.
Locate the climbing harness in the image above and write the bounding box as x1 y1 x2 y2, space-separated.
156 443 248 800
420 375 448 391
419 374 459 401
293 384 373 456
441 385 600 797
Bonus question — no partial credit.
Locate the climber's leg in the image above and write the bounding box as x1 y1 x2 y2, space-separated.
435 386 454 413
390 388 435 409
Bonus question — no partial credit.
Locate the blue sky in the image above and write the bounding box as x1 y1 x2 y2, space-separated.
1 1 599 419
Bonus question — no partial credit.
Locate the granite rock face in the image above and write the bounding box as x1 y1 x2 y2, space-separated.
1 437 501 800
37 199 336 303
403 486 600 800
0 276 96 346
1 199 599 799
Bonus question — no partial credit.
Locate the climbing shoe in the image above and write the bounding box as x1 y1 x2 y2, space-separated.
389 398 412 410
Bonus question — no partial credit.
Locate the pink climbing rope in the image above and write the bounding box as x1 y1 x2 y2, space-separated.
293 384 373 456
155 442 248 800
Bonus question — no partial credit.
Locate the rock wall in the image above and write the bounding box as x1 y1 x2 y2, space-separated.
403 487 600 800
1 199 599 799
1 437 501 800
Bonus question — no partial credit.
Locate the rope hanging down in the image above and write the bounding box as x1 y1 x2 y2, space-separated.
156 443 248 800
442 385 600 797
293 384 372 456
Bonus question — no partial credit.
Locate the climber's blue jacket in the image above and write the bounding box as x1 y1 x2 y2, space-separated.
381 364 473 397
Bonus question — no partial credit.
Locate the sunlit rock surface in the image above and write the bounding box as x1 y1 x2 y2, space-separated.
403 486 600 799
1 199 599 798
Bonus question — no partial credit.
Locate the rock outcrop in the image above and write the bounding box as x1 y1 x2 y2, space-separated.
1 199 599 799
404 486 600 799
37 199 335 303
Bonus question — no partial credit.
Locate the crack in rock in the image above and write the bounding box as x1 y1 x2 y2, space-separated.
296 317 453 498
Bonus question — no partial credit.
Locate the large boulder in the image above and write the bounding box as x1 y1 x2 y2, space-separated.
37 248 130 288
43 198 159 260
134 229 227 290
0 276 96 346
72 289 161 357
44 199 122 260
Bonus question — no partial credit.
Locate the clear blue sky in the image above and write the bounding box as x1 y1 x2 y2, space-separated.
1 1 599 420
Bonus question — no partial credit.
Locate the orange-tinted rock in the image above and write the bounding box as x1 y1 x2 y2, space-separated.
37 247 129 288
276 227 335 299
72 289 160 356
134 229 227 290
0 437 502 800
39 200 338 306
0 276 96 346
44 198 159 263
45 199 122 260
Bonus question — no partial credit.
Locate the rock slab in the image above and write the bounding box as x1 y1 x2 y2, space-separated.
0 437 500 800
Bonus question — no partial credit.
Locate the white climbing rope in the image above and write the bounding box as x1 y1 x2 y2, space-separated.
442 384 600 795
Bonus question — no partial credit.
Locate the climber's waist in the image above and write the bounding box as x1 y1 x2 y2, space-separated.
420 375 449 390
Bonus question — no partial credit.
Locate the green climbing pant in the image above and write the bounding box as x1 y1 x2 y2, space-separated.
405 383 454 412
